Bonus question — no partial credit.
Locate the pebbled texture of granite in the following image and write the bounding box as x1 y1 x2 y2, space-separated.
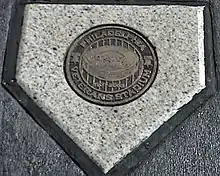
0 1 85 176
127 1 220 174
1 0 220 176
16 4 205 172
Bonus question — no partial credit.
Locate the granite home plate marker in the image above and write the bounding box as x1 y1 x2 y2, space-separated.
64 24 158 106
2 2 216 176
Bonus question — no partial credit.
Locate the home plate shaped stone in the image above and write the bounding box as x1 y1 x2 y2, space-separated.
2 2 214 175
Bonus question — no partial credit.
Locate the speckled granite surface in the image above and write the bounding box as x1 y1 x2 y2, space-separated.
2 0 220 176
0 1 85 176
16 5 205 172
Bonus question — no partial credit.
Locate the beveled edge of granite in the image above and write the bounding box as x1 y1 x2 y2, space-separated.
1 1 217 176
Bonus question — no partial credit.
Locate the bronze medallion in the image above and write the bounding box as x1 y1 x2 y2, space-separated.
64 24 158 106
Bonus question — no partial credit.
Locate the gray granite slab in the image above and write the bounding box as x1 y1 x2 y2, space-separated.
16 4 206 173
129 2 220 175
0 1 85 176
2 0 220 176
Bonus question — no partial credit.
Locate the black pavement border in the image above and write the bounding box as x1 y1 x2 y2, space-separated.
1 1 217 176
21 0 208 6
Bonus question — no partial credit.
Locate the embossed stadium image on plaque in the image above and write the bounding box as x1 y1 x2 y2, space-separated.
64 24 158 106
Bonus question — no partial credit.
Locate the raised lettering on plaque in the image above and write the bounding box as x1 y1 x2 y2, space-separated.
64 24 158 106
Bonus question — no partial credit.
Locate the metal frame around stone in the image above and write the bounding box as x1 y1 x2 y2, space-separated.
1 0 216 176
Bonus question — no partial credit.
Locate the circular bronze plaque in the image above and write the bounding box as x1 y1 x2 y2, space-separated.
64 24 158 106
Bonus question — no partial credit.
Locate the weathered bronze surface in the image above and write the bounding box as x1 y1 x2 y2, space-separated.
64 24 158 106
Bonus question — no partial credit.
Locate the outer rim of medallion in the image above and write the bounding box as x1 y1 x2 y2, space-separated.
64 24 158 106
